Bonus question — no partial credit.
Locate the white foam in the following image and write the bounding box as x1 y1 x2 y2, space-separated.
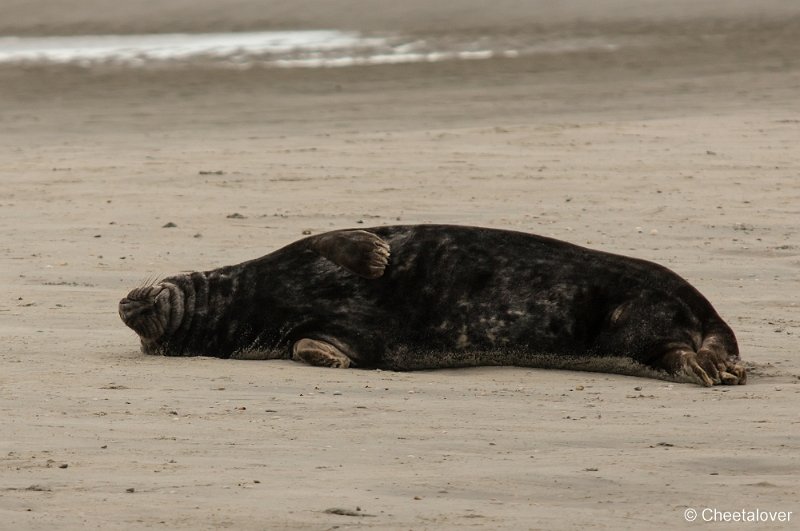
270 50 497 68
0 31 620 68
0 30 378 64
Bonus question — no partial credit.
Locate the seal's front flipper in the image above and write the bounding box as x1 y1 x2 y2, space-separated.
292 338 353 368
308 230 390 279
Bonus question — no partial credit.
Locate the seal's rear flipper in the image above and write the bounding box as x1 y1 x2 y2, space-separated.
292 338 352 368
651 345 746 386
307 229 390 279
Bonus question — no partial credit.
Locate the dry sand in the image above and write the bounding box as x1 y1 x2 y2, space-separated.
1 2 799 529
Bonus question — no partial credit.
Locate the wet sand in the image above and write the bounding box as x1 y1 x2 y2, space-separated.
1 2 799 529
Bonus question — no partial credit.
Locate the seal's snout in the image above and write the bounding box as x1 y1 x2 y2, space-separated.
119 285 171 342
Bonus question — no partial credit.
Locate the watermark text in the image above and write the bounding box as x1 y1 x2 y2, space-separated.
684 507 792 523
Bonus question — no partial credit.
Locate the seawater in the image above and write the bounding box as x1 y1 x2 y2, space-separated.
0 31 618 68
0 31 375 64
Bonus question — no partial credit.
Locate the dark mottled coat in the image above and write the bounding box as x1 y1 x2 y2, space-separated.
123 225 741 385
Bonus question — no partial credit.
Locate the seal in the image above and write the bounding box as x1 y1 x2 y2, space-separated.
119 225 746 386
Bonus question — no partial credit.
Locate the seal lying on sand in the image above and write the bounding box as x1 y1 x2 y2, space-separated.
119 225 745 386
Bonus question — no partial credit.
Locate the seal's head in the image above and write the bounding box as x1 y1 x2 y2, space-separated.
119 283 180 344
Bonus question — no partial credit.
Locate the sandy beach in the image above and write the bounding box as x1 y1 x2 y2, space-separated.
1 1 799 529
